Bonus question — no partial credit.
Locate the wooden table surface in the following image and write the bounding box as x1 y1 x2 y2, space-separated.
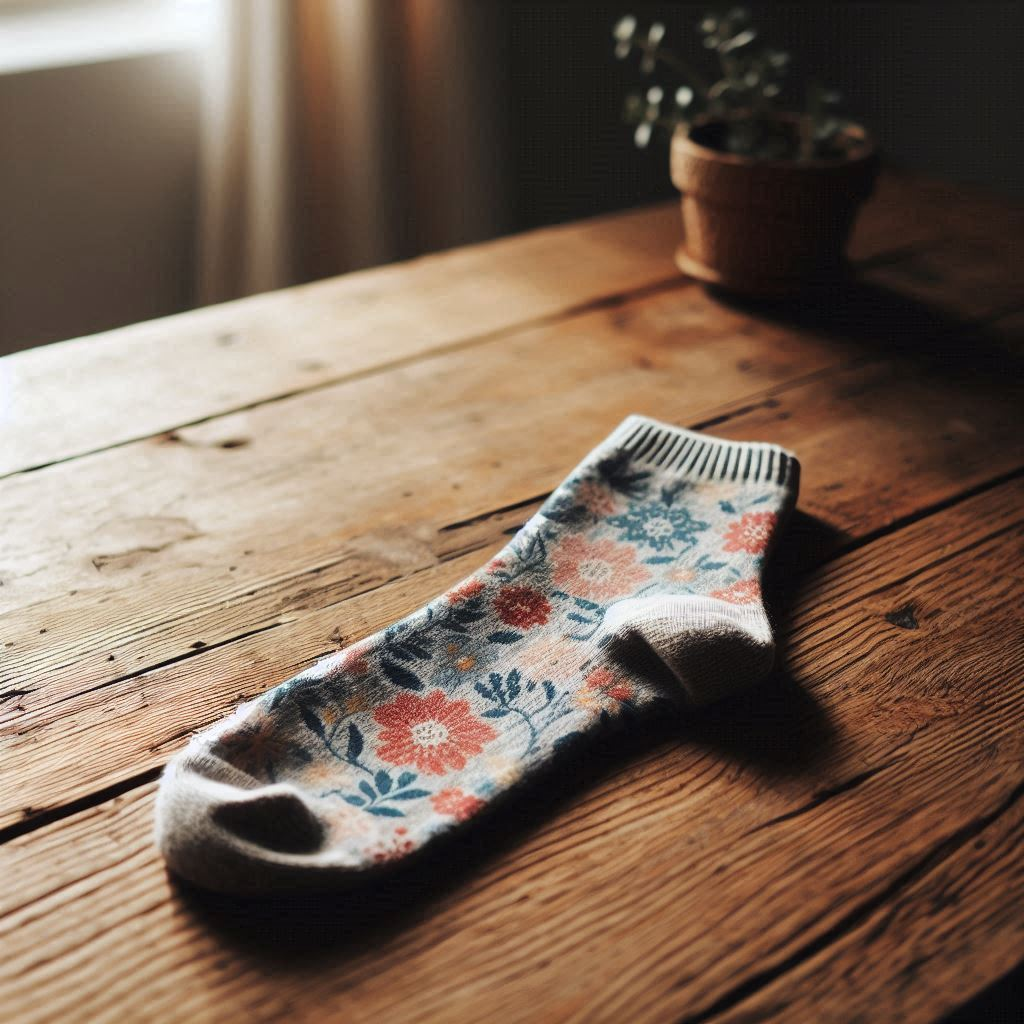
2 172 1023 1024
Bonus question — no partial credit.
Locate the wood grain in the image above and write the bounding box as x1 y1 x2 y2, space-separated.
2 172 1022 1024
0 284 846 618
2 478 1021 1024
0 171 1010 481
0 203 683 478
2 333 1022 831
715 796 1024 1023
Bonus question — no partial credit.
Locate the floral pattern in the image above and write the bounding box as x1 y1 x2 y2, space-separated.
550 535 651 602
374 690 498 775
493 585 551 629
209 435 789 867
574 667 635 712
575 479 617 516
448 578 485 603
431 788 486 821
215 714 297 779
710 578 761 604
369 826 415 863
608 501 708 552
340 645 371 676
723 511 777 554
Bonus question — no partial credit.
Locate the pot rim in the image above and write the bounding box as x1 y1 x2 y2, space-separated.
673 114 876 171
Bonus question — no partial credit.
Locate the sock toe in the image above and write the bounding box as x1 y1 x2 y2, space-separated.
155 748 351 893
211 788 325 854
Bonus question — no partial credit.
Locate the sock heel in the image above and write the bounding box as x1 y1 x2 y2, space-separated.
599 595 775 707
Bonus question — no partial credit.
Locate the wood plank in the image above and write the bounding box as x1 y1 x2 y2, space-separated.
2 300 1022 830
0 202 683 478
854 174 1024 318
714 799 1024 1023
1 172 1015 481
4 261 1020 682
2 478 1020 1024
0 286 846 664
0 283 844 618
863 232 1024 321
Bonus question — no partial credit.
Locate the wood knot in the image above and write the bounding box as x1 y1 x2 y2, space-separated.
884 603 919 630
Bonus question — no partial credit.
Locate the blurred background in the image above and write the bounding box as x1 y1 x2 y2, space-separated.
1 0 1022 356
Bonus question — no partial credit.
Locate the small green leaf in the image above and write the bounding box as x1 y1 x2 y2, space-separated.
346 722 363 761
506 673 521 701
382 659 423 690
367 806 405 817
487 631 524 644
299 705 325 738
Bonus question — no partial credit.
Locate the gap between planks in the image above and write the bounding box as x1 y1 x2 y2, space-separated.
3 323 1022 834
2 457 1021 846
5 167 1018 483
1 477 1021 1023
0 275 690 482
5 233 1013 486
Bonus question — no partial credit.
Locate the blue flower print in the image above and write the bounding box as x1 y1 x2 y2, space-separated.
608 501 708 552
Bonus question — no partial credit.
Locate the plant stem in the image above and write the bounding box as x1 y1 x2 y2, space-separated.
323 731 374 776
653 49 711 96
511 705 540 755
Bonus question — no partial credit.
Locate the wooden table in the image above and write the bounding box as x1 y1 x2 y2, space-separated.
2 172 1022 1024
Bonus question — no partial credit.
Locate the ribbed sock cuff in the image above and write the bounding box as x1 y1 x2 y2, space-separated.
604 415 800 489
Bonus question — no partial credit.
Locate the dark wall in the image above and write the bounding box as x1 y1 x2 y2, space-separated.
494 2 1024 235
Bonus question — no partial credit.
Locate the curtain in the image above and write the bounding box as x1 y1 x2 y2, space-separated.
196 0 508 306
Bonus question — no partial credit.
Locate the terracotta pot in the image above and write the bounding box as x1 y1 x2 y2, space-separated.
670 118 879 296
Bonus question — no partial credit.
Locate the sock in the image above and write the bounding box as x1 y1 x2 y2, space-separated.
156 416 799 892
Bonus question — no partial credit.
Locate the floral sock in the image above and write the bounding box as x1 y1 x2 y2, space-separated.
156 416 799 892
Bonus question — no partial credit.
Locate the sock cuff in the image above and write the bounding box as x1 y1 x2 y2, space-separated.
604 415 800 489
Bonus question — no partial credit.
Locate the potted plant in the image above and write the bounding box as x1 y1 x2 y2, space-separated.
614 8 878 297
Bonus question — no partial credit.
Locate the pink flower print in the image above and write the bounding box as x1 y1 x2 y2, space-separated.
575 666 635 712
448 577 485 603
722 511 778 554
666 564 697 584
550 535 651 602
710 578 761 604
340 643 371 676
368 826 415 864
374 689 497 775
516 638 581 686
493 585 551 629
431 788 486 822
